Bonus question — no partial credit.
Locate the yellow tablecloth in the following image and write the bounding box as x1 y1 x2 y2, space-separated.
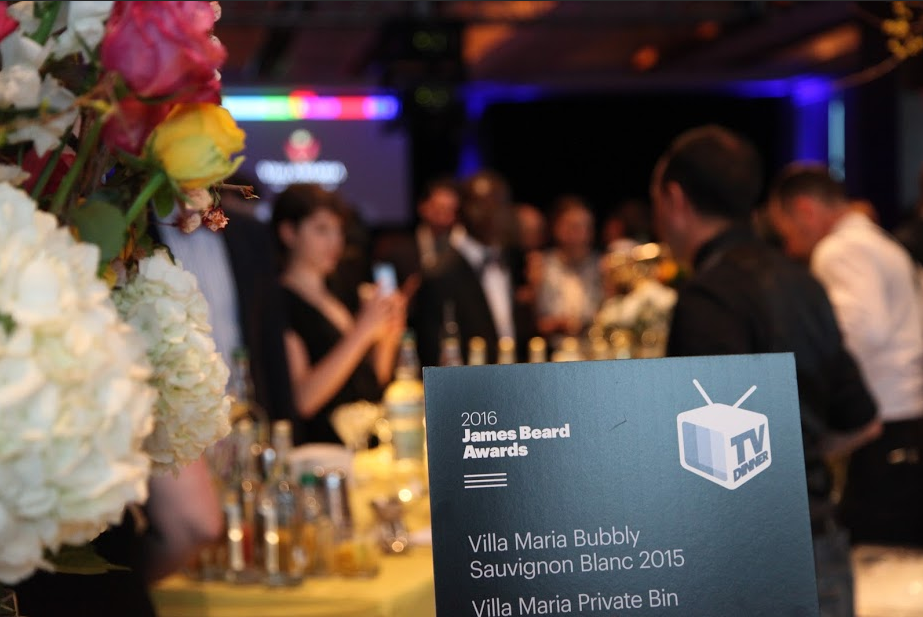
151 548 436 617
854 545 923 617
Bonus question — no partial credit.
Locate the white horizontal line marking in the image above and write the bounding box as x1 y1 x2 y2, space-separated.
464 484 508 489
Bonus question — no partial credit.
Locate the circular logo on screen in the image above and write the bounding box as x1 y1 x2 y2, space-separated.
285 129 321 162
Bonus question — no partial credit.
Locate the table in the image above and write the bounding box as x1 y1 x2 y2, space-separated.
854 545 923 617
151 548 436 617
152 445 435 617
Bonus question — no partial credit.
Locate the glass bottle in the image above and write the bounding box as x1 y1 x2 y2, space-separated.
467 336 487 366
225 419 262 584
300 471 335 576
438 301 462 366
497 336 516 364
439 335 463 366
383 331 426 462
228 347 270 452
552 336 584 362
259 421 305 586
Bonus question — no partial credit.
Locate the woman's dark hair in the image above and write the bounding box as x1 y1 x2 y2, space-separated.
270 183 345 268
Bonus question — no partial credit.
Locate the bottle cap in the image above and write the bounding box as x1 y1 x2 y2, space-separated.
498 336 516 364
272 419 292 437
528 337 547 363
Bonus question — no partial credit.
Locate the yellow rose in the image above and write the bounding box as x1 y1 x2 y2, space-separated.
147 103 245 190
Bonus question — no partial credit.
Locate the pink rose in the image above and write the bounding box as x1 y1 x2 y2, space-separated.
100 1 226 102
102 95 173 155
0 5 18 42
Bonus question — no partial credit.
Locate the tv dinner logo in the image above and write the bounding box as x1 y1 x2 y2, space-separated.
677 380 771 490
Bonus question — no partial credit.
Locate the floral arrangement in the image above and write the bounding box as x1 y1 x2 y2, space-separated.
0 0 245 585
595 245 677 359
596 278 677 337
113 249 231 475
0 183 156 584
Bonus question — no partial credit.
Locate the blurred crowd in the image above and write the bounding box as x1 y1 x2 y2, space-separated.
143 124 923 617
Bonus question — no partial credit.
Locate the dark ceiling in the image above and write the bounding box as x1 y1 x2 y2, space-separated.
214 1 878 92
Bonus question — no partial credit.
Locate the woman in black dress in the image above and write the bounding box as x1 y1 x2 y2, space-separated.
271 184 406 445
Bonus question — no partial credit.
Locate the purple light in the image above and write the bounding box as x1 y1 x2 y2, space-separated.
727 76 834 163
790 77 832 107
310 97 342 119
727 79 791 98
363 96 400 120
462 83 544 120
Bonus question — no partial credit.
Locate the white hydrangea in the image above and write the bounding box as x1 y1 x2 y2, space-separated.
0 183 156 585
114 249 231 476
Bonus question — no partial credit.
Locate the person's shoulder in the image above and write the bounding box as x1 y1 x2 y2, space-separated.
693 239 815 297
815 217 900 275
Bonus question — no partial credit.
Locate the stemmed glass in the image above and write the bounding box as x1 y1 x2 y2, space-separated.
331 401 384 454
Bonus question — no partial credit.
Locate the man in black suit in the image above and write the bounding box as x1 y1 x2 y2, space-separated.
374 176 463 287
412 169 533 366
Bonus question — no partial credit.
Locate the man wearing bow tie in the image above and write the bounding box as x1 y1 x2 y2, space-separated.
412 169 532 366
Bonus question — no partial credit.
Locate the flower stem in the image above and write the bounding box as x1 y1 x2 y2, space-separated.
29 131 69 200
50 116 104 217
125 171 167 229
28 1 63 45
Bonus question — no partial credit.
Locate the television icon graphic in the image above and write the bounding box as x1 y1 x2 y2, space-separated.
677 380 771 490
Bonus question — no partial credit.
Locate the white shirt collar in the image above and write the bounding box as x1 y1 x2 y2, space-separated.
453 231 489 268
833 209 875 234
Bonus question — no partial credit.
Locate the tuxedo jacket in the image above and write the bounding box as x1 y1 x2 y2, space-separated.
411 246 535 367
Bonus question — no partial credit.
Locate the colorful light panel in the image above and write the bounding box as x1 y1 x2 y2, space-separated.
223 93 400 121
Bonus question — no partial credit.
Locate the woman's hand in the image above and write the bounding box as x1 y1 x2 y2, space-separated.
356 286 406 342
360 287 409 385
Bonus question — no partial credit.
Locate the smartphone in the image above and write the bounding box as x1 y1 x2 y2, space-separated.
372 262 398 296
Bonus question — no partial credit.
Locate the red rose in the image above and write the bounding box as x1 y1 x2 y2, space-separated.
0 5 18 42
100 1 226 102
102 95 173 155
183 74 222 105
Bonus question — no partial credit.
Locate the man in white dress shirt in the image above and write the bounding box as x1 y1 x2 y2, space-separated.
769 163 923 546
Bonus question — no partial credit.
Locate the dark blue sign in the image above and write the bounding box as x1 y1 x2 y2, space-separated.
424 354 818 616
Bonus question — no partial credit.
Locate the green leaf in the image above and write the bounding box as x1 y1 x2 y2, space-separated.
46 544 130 576
0 313 13 336
71 198 127 265
153 180 177 219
